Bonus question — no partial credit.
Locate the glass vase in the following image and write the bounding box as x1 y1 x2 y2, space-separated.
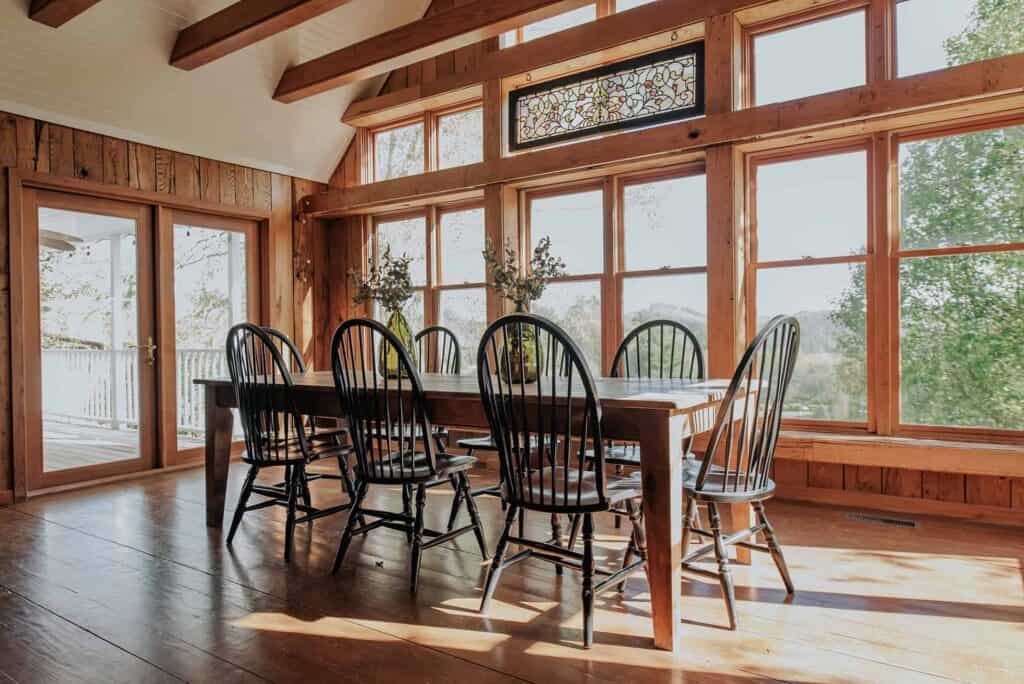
381 308 416 377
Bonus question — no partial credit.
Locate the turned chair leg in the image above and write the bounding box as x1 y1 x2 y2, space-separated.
581 513 595 649
567 514 582 552
681 496 696 553
754 501 794 594
410 484 427 593
226 465 258 546
551 514 564 575
299 464 313 527
460 472 489 559
332 481 367 575
401 484 414 544
481 506 518 614
284 466 301 563
708 503 737 630
619 499 645 593
446 474 464 532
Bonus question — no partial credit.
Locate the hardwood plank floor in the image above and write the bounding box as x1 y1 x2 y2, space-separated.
0 463 1021 683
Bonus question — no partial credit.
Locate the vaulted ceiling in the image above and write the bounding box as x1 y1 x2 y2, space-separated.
0 0 431 181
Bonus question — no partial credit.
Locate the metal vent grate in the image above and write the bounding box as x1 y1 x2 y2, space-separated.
846 513 918 528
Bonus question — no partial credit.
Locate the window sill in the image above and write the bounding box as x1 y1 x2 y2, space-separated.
775 431 1024 478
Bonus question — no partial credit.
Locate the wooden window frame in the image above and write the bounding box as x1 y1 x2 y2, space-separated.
617 162 709 366
741 0 871 109
371 199 489 335
890 117 1024 444
371 102 485 182
747 138 875 433
504 0 604 48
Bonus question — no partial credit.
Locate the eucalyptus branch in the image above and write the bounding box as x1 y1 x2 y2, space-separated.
483 237 567 311
350 246 414 313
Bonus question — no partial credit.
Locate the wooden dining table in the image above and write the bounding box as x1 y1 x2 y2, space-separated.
196 371 745 652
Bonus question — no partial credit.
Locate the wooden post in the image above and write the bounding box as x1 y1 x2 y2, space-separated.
484 184 518 323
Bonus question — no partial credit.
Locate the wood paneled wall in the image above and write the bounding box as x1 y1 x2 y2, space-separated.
0 110 321 502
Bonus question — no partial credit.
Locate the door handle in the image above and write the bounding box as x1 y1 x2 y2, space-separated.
130 336 157 366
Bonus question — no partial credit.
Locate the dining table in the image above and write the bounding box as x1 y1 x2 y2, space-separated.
196 371 750 652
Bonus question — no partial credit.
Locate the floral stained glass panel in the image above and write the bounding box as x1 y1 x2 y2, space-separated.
509 42 704 150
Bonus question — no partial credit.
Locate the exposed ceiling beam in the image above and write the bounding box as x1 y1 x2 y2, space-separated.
274 0 591 103
304 51 1024 215
29 0 104 27
171 0 357 70
342 0 752 127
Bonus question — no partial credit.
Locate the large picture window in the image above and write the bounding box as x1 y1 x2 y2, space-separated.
751 147 870 424
620 169 708 352
527 187 605 367
896 124 1024 431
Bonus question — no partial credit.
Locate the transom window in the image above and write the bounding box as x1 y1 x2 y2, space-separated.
371 103 483 182
749 7 867 106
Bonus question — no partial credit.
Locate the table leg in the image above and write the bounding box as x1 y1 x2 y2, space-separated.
205 385 234 528
638 412 685 652
728 503 754 565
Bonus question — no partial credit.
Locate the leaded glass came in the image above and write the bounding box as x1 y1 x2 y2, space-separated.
509 42 704 150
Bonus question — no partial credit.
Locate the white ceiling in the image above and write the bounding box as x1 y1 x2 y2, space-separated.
0 0 431 182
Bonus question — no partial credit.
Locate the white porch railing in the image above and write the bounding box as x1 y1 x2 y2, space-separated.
41 348 226 436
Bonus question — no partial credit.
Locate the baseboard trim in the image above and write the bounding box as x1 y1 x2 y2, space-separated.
777 485 1024 527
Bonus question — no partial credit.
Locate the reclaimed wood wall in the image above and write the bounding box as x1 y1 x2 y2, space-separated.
0 110 323 502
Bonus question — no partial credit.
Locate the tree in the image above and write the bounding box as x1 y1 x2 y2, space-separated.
832 0 1024 429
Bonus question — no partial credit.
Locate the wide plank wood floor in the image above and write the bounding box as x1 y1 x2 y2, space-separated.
0 462 1021 683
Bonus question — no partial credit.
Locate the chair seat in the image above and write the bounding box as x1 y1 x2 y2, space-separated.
243 434 351 466
507 469 642 512
682 465 776 503
456 435 497 451
361 452 476 484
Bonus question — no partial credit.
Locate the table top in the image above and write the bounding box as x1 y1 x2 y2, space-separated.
197 371 732 415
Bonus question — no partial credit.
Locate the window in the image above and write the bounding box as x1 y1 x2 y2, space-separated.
896 0 1023 77
751 148 869 423
373 121 425 181
615 0 656 10
751 9 866 106
437 207 488 372
504 4 597 46
374 214 428 331
896 124 1024 430
509 43 704 150
437 106 483 169
372 104 483 181
528 187 604 367
371 205 488 371
620 171 708 351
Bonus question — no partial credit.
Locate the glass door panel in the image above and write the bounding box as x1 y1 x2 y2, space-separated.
172 219 253 452
39 209 143 471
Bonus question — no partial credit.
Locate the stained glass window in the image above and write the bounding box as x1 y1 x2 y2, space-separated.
509 42 704 151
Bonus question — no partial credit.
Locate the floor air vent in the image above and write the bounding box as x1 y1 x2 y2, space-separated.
846 513 918 528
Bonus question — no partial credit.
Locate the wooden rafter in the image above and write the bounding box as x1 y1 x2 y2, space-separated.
273 0 592 103
29 0 103 27
171 0 357 70
304 51 1024 215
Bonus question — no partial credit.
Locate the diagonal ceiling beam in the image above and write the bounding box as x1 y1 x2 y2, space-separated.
171 0 358 71
29 0 104 27
273 0 591 103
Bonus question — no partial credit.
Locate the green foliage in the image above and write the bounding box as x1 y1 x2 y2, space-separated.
831 0 1024 429
351 246 415 314
483 236 567 311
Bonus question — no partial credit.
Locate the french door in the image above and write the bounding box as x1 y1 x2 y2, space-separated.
20 192 261 491
157 209 260 464
23 190 158 490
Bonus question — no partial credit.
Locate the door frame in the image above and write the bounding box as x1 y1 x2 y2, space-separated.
157 208 262 466
18 188 158 490
8 169 274 498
